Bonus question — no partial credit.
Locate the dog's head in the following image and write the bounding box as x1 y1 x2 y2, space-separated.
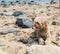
34 21 48 33
34 22 41 29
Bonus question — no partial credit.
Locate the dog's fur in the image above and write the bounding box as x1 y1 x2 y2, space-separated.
34 16 51 45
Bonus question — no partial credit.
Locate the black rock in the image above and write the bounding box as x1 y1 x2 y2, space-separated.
52 21 56 25
12 11 26 16
16 17 34 28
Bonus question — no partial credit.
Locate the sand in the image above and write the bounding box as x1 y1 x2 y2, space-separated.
0 2 60 54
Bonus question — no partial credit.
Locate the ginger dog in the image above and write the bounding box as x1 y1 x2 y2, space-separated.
34 16 51 45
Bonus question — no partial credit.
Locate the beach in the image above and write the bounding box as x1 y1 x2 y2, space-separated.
0 1 60 54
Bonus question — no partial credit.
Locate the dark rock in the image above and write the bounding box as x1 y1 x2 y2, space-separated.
12 11 26 16
28 1 35 5
52 21 56 25
16 17 34 28
4 10 7 12
50 0 56 4
0 13 4 16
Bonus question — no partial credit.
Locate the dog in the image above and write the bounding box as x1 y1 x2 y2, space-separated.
34 16 51 45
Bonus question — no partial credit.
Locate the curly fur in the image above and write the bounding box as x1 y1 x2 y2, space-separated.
34 16 51 45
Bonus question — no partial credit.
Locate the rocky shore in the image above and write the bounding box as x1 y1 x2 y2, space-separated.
0 2 60 54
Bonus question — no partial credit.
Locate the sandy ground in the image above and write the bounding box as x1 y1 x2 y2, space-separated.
0 2 60 54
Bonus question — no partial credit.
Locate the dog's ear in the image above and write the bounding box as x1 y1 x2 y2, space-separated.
34 22 41 29
43 21 48 33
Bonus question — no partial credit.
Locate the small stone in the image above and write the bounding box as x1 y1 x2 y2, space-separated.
12 11 26 16
27 14 35 21
16 17 34 28
52 21 56 25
